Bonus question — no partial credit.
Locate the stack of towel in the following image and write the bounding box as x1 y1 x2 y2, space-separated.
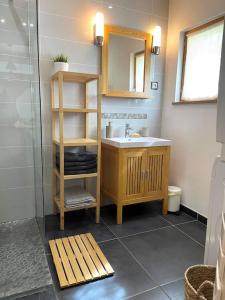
64 186 96 209
56 148 97 175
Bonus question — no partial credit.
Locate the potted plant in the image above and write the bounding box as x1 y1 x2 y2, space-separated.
52 54 69 72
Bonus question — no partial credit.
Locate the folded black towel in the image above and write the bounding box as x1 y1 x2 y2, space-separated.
57 167 97 175
56 157 96 167
57 162 97 171
56 150 97 162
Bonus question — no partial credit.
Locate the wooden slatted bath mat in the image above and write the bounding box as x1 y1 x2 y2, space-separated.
49 233 114 288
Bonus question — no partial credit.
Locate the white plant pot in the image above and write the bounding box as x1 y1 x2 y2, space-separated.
54 62 69 73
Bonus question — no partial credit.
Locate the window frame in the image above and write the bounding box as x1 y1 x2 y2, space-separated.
133 50 145 92
179 16 224 104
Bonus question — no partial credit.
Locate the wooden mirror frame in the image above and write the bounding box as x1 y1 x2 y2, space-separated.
101 25 152 99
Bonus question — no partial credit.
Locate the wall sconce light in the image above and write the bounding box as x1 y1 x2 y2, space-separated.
152 26 161 55
95 12 104 47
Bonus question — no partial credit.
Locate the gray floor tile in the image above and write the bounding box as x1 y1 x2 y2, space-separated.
161 211 195 225
122 226 204 285
101 202 169 238
161 279 184 300
127 287 169 300
176 221 206 246
17 286 57 300
45 211 115 253
48 239 156 300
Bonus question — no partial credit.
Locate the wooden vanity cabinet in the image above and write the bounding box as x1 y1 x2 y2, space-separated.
101 143 170 224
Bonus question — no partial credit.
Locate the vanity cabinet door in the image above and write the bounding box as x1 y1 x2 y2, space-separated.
121 149 146 201
144 147 170 198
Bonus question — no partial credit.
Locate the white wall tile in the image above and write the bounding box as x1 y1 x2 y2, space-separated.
39 12 94 45
0 29 29 57
40 0 100 20
102 4 152 32
0 166 34 189
0 79 31 103
103 0 153 14
0 147 33 168
0 4 28 33
0 127 33 147
39 36 99 66
0 102 32 126
0 187 35 222
0 0 27 9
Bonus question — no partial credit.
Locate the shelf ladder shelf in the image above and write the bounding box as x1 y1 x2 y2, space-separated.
52 108 98 113
51 71 101 230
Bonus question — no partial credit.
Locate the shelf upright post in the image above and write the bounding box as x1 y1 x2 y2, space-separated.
96 76 101 223
84 82 89 192
58 72 65 230
51 79 57 215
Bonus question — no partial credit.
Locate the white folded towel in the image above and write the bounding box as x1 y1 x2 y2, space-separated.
64 186 95 208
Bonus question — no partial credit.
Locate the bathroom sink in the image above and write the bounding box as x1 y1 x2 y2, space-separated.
102 137 172 148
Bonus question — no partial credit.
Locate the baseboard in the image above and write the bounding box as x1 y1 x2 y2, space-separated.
180 205 207 225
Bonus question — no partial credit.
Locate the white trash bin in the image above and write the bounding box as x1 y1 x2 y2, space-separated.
168 186 182 213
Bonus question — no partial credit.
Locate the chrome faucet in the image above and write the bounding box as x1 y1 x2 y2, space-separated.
125 123 133 138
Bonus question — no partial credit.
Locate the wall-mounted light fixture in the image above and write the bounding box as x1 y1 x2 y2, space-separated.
94 12 104 47
152 26 161 55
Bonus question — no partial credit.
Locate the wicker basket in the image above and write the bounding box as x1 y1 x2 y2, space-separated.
185 265 216 300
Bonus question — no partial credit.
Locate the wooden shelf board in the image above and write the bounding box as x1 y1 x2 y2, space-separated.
53 138 98 146
52 108 98 113
64 173 98 180
51 71 99 83
54 196 97 212
54 168 98 180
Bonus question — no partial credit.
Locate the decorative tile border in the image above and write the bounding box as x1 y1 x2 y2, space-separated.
102 113 147 119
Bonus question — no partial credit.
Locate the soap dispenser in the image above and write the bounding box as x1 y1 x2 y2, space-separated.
106 121 113 138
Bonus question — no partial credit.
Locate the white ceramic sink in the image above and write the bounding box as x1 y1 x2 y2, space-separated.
102 137 172 148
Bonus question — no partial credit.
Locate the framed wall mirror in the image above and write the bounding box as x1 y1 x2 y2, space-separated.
102 25 152 99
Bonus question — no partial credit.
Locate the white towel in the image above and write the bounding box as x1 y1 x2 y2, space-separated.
64 186 95 208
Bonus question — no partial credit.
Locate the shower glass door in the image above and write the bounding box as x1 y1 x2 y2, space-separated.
0 0 44 235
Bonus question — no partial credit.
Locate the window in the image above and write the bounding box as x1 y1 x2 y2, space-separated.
180 17 224 103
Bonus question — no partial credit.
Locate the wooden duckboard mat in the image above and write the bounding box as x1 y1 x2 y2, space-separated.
49 233 114 288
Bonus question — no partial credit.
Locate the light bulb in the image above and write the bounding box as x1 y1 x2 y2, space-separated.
153 26 161 48
152 26 161 55
95 12 104 46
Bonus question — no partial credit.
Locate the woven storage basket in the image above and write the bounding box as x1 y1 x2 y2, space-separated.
185 265 216 300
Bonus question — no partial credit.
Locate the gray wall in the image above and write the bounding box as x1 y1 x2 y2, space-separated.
38 0 169 215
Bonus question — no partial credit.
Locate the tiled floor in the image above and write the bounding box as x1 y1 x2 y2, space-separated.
45 201 206 300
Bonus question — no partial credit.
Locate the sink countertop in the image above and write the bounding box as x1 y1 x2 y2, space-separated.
101 137 172 148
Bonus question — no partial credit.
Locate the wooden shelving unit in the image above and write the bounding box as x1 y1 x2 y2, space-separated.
51 71 101 230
